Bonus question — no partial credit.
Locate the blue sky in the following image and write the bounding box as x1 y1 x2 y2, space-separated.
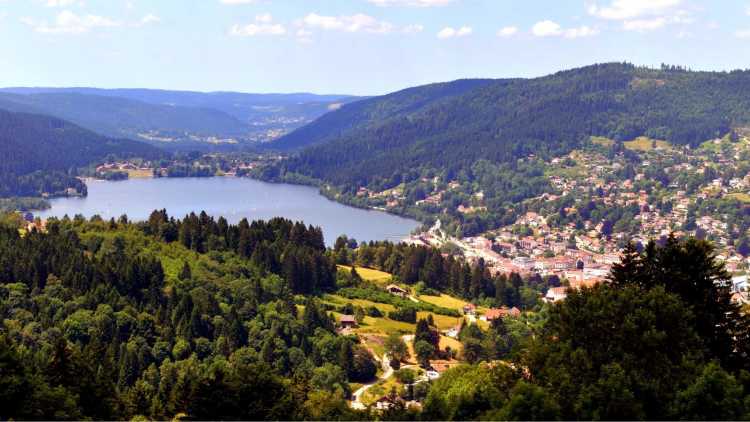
1 0 749 95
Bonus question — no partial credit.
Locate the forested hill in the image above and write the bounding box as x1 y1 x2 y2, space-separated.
0 109 163 197
270 63 750 187
0 91 250 139
269 78 494 151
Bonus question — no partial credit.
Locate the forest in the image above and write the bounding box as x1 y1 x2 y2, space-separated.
1 209 749 420
0 109 163 197
262 63 750 228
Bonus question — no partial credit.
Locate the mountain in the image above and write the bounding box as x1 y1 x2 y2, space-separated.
0 109 163 197
0 91 250 141
269 63 750 188
0 88 360 150
269 79 492 151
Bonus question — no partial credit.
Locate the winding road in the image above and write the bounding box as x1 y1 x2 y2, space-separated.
350 334 418 409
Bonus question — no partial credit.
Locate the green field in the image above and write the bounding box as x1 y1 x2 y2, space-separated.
337 265 393 284
323 294 396 313
419 294 470 310
623 136 671 151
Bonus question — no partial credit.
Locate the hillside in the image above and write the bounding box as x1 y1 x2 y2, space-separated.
0 109 163 197
0 88 360 149
270 79 492 151
0 92 250 141
270 63 750 189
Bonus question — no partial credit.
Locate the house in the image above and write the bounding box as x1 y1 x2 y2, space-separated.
481 307 521 322
544 287 568 303
386 284 408 298
339 315 358 329
462 303 476 315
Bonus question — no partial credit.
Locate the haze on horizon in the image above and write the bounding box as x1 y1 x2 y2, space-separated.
1 0 749 95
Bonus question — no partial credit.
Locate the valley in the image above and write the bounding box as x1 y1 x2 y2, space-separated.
2 62 750 420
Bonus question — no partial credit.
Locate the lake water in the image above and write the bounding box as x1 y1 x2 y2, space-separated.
36 177 420 245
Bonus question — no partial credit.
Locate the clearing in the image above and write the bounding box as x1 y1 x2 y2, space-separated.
337 265 393 285
623 136 671 151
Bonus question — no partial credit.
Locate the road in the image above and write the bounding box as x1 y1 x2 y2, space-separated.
350 354 394 410
350 335 418 409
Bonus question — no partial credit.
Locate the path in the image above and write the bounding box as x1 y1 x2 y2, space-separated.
350 353 393 410
350 335 419 409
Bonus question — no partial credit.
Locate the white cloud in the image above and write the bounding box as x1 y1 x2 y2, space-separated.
22 10 120 34
587 0 681 20
219 0 257 4
564 25 599 38
230 14 286 36
300 13 394 34
532 20 561 36
622 17 667 31
140 14 160 25
368 0 454 7
402 24 424 33
736 29 750 39
296 27 313 43
746 5 750 16
531 20 599 38
496 26 518 37
255 13 273 24
436 25 472 39
45 0 79 7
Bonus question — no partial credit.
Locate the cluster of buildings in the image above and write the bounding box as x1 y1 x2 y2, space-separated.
402 135 750 307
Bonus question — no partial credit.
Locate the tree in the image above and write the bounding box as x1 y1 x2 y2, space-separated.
384 332 409 362
414 340 435 368
672 362 745 420
415 318 439 350
394 368 416 385
609 237 750 371
179 261 192 281
354 306 366 324
495 381 561 421
310 363 350 397
526 284 705 420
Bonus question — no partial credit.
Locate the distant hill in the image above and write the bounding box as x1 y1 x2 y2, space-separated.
0 91 250 140
269 79 492 151
0 88 360 149
270 63 750 187
0 109 163 197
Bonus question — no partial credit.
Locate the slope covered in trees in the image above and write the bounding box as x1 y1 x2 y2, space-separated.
0 92 250 140
269 63 750 189
2 210 749 420
0 109 164 197
0 213 371 420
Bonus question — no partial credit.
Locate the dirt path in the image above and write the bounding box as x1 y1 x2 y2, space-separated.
350 354 393 409
350 335 420 409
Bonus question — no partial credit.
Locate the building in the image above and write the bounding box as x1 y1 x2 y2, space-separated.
481 307 521 322
462 303 476 315
339 315 358 329
386 284 408 298
544 287 568 303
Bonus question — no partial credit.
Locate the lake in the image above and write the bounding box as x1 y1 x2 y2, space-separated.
36 177 420 245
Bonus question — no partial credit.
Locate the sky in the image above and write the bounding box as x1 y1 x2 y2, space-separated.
1 0 749 95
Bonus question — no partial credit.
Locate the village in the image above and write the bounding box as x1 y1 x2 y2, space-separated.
394 134 750 306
